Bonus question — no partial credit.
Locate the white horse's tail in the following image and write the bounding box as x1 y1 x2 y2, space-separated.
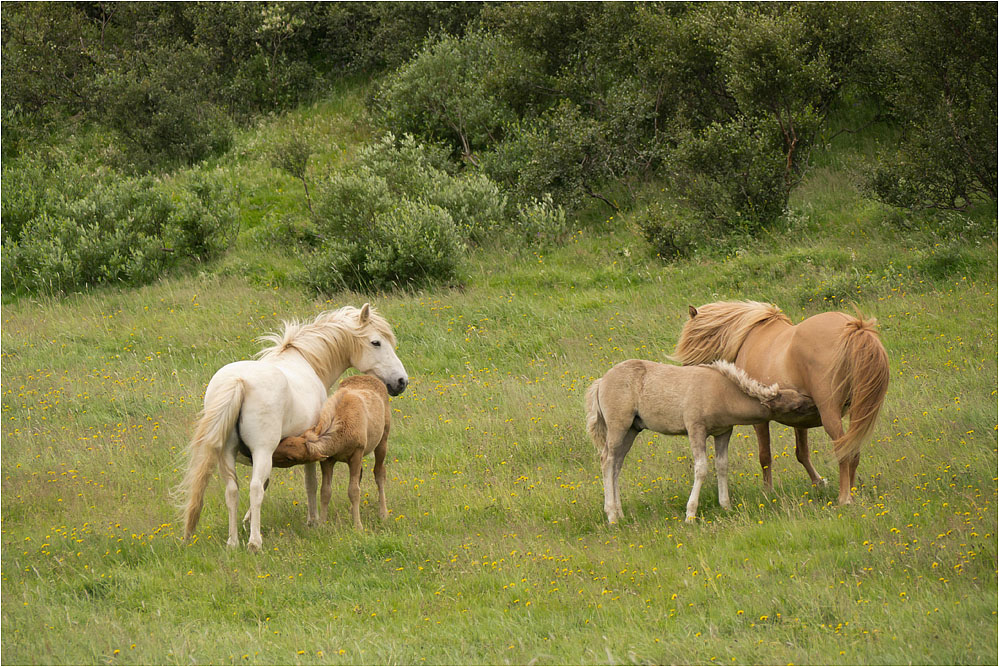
178 377 244 539
584 379 608 459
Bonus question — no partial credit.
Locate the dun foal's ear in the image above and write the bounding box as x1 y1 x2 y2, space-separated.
359 303 371 323
688 305 698 319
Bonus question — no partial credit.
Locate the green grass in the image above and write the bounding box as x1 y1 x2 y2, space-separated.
2 91 996 665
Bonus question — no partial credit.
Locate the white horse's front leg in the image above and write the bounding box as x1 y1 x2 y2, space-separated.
247 456 274 553
304 462 320 526
685 426 709 522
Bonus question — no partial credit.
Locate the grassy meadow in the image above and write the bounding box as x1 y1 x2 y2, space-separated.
2 87 997 665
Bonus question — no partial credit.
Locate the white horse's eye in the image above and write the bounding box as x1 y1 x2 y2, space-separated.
371 340 381 348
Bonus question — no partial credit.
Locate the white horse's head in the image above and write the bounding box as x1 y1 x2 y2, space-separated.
348 304 409 396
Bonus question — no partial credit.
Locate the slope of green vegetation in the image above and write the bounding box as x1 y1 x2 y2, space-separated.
2 73 996 664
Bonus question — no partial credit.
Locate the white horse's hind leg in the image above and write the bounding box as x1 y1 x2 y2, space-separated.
714 429 732 510
246 455 274 552
219 431 241 548
304 462 320 526
685 426 709 522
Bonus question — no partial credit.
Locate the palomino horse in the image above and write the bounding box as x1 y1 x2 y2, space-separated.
672 301 889 504
585 359 816 523
178 304 408 551
269 374 391 531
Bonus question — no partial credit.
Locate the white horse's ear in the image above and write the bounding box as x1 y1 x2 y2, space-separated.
688 305 698 319
359 303 371 323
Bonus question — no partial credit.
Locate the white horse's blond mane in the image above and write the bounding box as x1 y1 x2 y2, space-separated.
705 360 779 402
256 306 396 382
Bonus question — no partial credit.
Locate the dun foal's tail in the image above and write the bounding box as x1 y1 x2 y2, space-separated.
177 377 244 539
584 379 608 458
832 315 890 462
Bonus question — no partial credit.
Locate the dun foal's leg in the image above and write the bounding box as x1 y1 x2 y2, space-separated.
318 459 335 524
601 425 638 524
304 462 320 526
685 425 710 522
374 434 389 520
794 428 826 486
346 449 364 531
714 429 733 511
754 422 773 492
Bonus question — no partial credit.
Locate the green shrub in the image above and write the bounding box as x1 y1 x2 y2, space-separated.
1 165 237 295
634 201 706 262
304 200 462 293
665 119 790 232
514 195 569 246
372 31 541 160
93 44 234 172
865 4 996 211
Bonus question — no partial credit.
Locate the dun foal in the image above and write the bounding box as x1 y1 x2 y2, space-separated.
266 374 391 531
585 359 816 523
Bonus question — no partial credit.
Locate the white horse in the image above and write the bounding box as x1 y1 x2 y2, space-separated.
178 304 408 551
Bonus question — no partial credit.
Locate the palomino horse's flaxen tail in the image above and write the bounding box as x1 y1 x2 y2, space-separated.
176 377 244 539
830 315 890 462
584 379 608 458
671 301 790 365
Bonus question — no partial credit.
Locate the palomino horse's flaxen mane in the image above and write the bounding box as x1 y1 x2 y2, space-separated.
256 306 397 384
671 301 790 365
705 360 779 402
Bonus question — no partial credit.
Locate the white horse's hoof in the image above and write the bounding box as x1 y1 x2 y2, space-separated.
685 515 697 523
226 538 240 549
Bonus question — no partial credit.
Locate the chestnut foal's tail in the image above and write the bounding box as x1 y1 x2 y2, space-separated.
584 379 608 457
177 377 244 539
831 315 890 462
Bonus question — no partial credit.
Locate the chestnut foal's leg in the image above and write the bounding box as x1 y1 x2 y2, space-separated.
319 459 335 523
373 434 389 520
346 449 364 531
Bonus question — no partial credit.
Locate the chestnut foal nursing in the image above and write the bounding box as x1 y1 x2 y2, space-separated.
270 374 391 531
585 359 816 523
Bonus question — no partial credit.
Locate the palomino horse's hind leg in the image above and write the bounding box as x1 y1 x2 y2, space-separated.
794 428 827 486
685 425 710 522
304 462 320 526
318 459 335 523
346 449 364 531
374 434 389 520
754 423 773 491
813 399 852 504
713 429 733 511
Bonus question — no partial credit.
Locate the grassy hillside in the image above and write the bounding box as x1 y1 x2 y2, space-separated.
2 85 996 665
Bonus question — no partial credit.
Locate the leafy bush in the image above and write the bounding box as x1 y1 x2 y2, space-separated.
1 163 237 294
372 31 541 161
514 195 569 247
480 101 617 211
865 4 996 210
665 119 790 232
304 199 462 293
93 44 234 171
633 201 707 262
